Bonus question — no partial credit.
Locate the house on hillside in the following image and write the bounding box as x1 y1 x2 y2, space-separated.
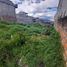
0 0 17 22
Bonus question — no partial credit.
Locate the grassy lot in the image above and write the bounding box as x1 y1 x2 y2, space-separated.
0 21 64 67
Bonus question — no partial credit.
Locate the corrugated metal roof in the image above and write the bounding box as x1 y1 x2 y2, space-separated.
0 0 14 7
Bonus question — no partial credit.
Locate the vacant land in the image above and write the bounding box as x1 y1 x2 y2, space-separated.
0 21 64 67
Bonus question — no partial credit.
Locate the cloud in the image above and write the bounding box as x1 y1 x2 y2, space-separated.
10 0 59 21
10 0 19 4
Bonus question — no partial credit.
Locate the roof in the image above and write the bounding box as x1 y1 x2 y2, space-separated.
0 0 15 7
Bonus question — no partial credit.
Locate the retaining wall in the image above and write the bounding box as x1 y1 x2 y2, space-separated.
57 24 67 67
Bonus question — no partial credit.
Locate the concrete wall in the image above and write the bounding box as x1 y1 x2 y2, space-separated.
54 0 67 30
60 0 67 17
0 0 16 21
55 0 67 19
17 14 33 24
55 0 67 66
16 12 42 24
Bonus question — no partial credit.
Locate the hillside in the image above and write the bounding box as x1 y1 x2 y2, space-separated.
0 21 64 67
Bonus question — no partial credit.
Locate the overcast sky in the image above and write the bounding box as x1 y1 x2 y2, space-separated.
10 0 59 21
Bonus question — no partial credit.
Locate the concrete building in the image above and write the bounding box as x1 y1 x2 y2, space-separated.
16 12 42 24
16 12 53 25
0 0 17 21
55 0 67 67
16 12 34 24
55 0 67 30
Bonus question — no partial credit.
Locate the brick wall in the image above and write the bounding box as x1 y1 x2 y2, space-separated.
57 24 67 67
0 16 16 22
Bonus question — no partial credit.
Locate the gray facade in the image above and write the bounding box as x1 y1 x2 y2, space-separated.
0 0 17 21
55 0 67 19
16 12 52 25
16 12 33 24
16 12 42 24
54 0 67 30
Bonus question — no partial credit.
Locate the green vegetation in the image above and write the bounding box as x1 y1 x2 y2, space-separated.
0 21 64 67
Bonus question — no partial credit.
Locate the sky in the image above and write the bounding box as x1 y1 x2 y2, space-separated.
10 0 59 21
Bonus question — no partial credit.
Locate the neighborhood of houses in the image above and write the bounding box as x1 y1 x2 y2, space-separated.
0 0 53 25
0 0 66 29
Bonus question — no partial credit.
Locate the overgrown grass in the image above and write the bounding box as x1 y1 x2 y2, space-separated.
0 21 64 67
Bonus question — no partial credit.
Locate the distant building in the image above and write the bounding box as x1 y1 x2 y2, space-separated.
16 11 53 25
0 0 17 21
16 12 42 24
16 12 34 24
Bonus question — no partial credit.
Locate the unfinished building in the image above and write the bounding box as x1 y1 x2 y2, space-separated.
55 0 67 66
0 0 17 21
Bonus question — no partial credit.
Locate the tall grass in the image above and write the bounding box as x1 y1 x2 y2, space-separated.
0 21 64 67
